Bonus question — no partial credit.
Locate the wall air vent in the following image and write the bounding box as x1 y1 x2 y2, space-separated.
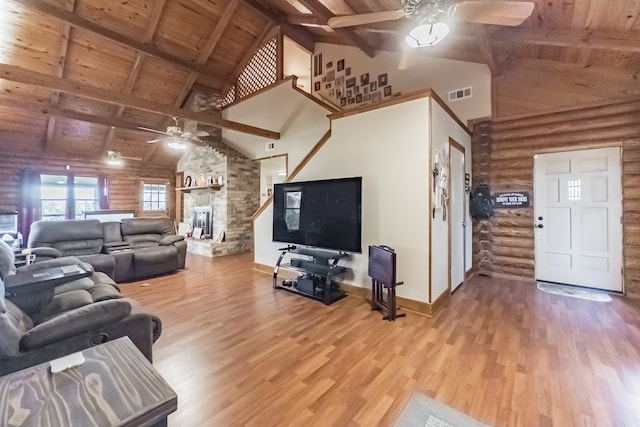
448 86 472 102
265 142 276 152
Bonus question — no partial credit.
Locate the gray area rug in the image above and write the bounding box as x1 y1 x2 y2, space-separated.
394 393 490 427
537 282 612 302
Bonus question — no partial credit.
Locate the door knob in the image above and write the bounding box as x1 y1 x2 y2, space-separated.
536 224 544 228
538 216 543 220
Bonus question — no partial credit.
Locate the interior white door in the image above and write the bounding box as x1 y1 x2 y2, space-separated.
533 147 622 291
449 142 466 292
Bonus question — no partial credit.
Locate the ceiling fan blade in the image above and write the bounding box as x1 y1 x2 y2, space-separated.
450 1 534 26
328 10 405 28
146 138 165 143
138 126 170 136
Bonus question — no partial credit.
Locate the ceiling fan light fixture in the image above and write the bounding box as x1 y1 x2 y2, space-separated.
167 139 187 150
106 150 123 166
405 22 449 47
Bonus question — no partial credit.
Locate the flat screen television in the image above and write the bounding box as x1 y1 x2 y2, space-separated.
272 177 362 253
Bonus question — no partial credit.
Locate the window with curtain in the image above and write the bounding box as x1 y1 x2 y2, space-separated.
40 175 99 221
142 183 167 212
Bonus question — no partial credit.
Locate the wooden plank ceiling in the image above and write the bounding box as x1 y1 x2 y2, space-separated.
0 0 638 166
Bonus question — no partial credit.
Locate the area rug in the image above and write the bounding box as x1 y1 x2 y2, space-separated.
394 393 490 427
537 281 612 302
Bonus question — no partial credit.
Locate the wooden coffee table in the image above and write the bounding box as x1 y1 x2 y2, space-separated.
0 337 177 427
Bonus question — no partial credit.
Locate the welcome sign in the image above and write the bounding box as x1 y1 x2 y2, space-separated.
493 192 530 208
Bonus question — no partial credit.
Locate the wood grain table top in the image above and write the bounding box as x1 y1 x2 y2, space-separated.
0 337 177 427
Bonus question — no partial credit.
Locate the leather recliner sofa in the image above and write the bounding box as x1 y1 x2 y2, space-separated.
27 217 187 282
0 240 162 376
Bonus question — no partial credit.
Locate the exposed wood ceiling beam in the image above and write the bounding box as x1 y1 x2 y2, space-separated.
472 25 499 76
145 1 240 162
491 28 640 53
16 0 228 88
5 98 158 131
296 0 376 57
242 0 315 52
0 64 280 140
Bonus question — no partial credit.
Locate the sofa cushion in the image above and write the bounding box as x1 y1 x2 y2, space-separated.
124 234 161 245
102 221 124 244
121 217 174 236
31 289 95 324
77 254 115 278
28 220 104 255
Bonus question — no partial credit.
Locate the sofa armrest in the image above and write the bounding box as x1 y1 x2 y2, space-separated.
20 299 132 351
159 235 184 246
30 247 62 259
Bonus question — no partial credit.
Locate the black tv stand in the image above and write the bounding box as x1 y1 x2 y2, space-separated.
273 246 349 305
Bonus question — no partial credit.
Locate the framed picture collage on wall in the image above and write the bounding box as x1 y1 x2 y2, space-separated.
312 53 396 109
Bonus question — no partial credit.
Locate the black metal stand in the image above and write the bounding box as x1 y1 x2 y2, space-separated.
273 246 348 305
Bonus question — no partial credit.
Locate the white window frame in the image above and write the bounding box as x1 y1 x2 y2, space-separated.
141 180 169 214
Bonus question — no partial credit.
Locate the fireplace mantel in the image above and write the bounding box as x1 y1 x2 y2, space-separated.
176 184 222 193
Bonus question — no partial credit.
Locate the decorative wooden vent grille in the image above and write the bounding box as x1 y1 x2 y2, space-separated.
220 38 278 106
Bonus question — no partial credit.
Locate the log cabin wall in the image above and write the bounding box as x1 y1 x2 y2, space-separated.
0 153 176 223
472 97 640 296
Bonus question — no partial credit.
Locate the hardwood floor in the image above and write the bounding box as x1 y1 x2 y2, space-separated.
121 253 640 427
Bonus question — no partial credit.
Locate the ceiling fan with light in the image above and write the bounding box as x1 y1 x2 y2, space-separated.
325 0 535 47
138 117 210 150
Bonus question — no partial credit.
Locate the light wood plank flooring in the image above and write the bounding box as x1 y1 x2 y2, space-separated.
121 253 640 427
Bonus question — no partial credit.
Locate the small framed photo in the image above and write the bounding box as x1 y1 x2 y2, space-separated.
378 73 388 86
346 77 356 88
346 89 353 97
326 70 335 81
384 85 392 96
192 227 203 240
340 98 347 106
325 83 331 89
326 61 333 69
322 76 327 83
363 86 369 95
336 76 344 86
348 97 355 105
372 92 381 102
184 175 192 187
356 94 362 103
337 59 344 71
314 81 320 92
360 73 369 86
345 67 351 76
213 230 225 243
370 81 377 91
364 94 371 102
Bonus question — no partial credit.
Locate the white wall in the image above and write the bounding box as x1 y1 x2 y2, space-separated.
430 100 473 301
284 37 311 93
221 80 332 167
254 97 432 302
312 43 491 124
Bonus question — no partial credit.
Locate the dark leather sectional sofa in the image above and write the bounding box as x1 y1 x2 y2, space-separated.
27 217 187 282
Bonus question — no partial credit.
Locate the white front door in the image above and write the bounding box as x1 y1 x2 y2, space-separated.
450 141 466 292
533 147 622 291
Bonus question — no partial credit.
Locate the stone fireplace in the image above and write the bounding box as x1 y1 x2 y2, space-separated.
178 135 259 257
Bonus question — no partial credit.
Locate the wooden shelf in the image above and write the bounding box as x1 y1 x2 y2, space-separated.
176 184 222 193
